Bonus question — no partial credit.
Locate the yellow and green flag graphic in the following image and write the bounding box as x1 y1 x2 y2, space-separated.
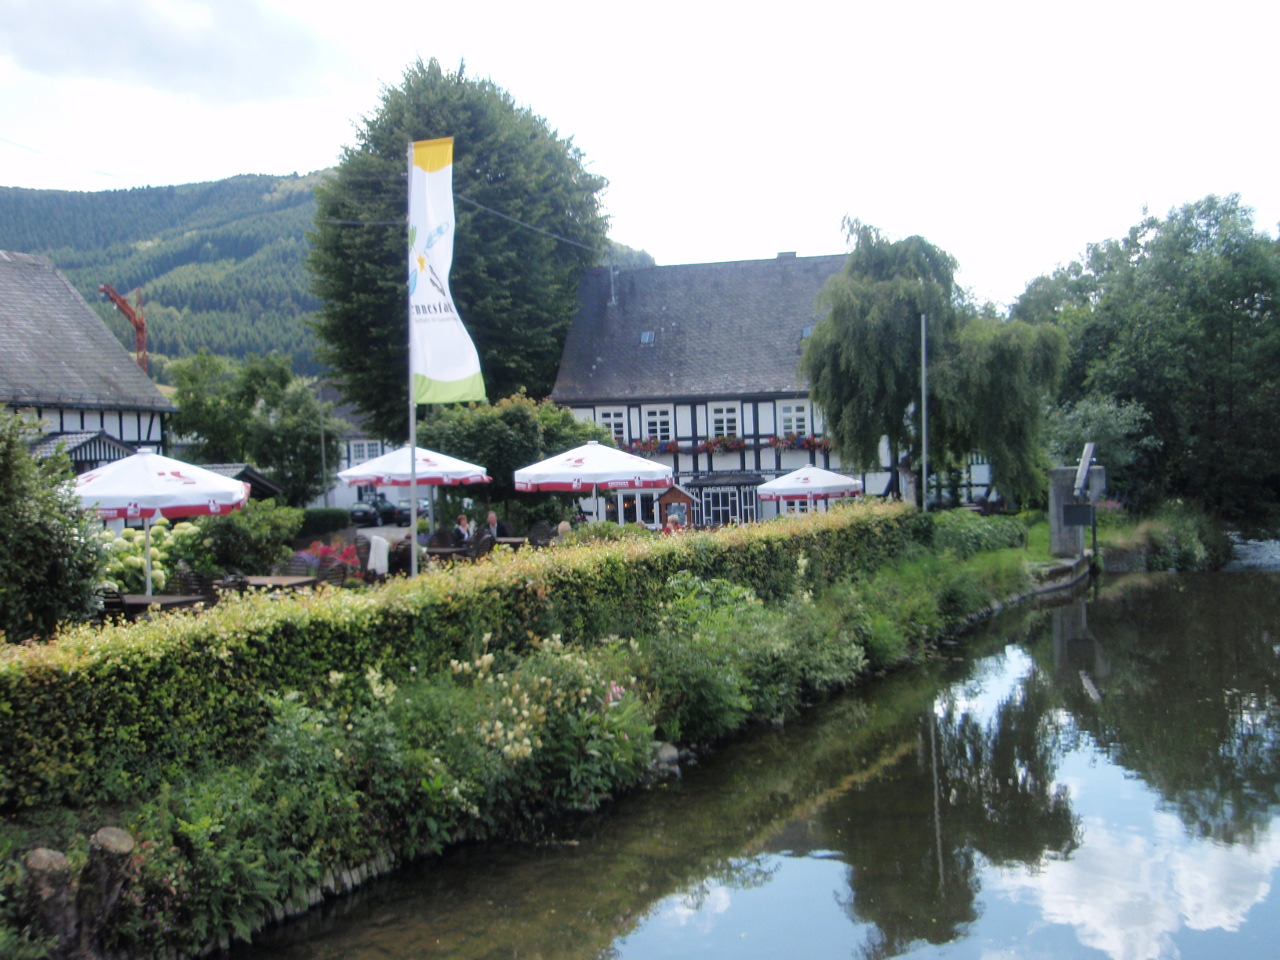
408 137 485 404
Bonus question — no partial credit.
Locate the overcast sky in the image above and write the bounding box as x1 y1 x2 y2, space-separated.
1 0 1275 306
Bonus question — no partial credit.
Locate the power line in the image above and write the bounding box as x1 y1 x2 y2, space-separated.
316 193 598 253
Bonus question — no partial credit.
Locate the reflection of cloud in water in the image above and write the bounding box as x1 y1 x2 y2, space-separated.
944 646 1035 724
992 811 1280 960
662 883 732 931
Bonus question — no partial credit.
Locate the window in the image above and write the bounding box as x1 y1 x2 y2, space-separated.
710 405 738 437
350 441 367 463
779 402 809 435
598 409 626 443
640 331 655 346
698 486 759 526
644 406 673 442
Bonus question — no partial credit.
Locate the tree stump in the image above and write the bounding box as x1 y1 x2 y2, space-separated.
76 827 135 959
25 847 75 958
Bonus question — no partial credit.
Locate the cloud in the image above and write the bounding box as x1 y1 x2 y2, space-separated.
0 0 344 103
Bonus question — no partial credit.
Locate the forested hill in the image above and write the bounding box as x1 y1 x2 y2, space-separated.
0 172 329 377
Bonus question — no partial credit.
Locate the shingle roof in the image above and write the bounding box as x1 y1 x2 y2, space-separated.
551 253 847 405
0 250 174 412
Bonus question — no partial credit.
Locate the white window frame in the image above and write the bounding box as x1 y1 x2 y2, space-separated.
779 401 809 436
709 404 739 437
598 408 627 443
644 405 673 442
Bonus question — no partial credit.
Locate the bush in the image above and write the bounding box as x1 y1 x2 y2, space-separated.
930 509 1027 558
199 499 303 574
0 408 105 642
0 502 922 809
298 508 351 539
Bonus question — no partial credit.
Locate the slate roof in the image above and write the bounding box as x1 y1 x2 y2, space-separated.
28 430 136 462
552 253 847 405
0 250 174 413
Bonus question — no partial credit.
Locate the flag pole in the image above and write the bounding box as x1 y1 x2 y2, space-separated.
408 141 420 577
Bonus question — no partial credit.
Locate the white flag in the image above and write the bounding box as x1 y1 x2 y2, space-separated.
408 137 485 403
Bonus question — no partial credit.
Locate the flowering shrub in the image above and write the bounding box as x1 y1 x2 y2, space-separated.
698 435 746 454
627 438 682 456
768 433 831 452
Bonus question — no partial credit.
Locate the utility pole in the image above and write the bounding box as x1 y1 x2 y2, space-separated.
921 312 928 513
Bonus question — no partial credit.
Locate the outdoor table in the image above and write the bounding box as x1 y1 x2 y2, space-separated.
242 575 318 590
425 546 468 561
496 537 527 550
122 594 206 618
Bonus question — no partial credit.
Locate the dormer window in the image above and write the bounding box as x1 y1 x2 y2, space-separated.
640 331 655 346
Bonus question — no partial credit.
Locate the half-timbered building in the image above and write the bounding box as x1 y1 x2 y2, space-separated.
0 250 173 468
552 252 911 527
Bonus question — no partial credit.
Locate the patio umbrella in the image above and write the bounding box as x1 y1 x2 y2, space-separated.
757 465 863 508
337 445 490 486
74 448 251 595
514 441 672 522
339 445 490 577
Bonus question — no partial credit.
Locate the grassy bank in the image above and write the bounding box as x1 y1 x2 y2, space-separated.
0 507 1030 958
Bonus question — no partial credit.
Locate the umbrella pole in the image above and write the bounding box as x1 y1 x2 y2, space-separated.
144 517 153 596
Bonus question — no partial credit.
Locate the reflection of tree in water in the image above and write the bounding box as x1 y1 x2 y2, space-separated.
678 855 778 911
820 659 1079 959
1065 574 1280 846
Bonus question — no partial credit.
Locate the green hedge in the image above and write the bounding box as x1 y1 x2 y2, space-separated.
298 508 351 540
0 503 920 810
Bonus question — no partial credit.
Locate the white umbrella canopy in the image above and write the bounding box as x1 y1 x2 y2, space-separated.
514 440 673 494
74 448 251 595
337 445 490 486
757 465 863 501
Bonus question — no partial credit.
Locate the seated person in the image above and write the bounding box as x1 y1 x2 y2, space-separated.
482 510 512 539
451 514 472 547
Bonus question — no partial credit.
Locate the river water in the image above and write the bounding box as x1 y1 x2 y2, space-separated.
233 566 1280 960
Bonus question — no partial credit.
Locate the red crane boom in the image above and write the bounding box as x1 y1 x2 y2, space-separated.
99 283 147 374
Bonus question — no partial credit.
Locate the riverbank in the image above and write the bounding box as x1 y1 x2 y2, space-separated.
3 503 1225 959
0 507 1043 958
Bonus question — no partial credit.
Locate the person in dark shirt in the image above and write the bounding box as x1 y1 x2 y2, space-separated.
451 514 472 547
483 510 512 539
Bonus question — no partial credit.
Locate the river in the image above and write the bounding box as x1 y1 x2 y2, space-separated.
231 565 1280 960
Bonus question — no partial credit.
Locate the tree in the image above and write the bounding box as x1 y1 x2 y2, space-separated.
801 220 1065 505
309 58 610 440
170 352 347 507
169 351 293 462
417 392 613 510
0 408 105 642
246 378 347 507
1021 195 1280 520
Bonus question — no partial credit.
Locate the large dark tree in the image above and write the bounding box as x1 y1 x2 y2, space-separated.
1016 195 1280 521
802 220 1065 505
308 59 610 440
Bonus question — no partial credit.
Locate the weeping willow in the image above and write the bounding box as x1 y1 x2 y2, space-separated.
802 219 1066 505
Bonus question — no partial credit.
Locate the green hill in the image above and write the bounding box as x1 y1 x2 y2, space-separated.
0 173 329 377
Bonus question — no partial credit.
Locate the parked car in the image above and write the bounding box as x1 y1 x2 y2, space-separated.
395 498 432 527
349 498 396 527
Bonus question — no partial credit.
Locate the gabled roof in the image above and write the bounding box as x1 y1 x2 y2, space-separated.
28 430 136 464
0 250 174 413
552 253 847 405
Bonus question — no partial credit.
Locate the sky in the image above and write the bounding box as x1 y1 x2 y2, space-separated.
1 0 1276 307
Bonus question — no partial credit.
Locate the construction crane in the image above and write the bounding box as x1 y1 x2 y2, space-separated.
99 283 147 374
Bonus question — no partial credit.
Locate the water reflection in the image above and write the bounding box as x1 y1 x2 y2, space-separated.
237 573 1280 960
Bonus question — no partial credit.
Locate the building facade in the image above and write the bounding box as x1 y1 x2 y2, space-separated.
0 250 173 468
551 253 914 527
